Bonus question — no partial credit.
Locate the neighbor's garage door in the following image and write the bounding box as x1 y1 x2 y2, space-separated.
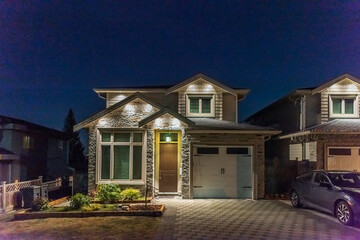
327 147 360 172
193 146 252 199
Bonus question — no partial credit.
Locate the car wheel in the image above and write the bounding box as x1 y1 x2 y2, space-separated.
290 191 302 208
336 201 354 226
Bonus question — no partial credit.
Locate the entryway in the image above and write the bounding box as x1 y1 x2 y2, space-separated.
156 131 181 194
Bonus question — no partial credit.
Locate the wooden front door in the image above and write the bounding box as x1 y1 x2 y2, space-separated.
159 143 178 192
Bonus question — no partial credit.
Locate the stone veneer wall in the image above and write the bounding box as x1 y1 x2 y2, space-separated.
181 129 191 198
86 101 159 195
146 129 154 194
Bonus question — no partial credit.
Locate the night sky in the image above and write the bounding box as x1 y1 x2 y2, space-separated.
1 1 360 132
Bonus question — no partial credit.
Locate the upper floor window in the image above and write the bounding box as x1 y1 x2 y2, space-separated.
329 95 359 118
23 136 34 149
186 95 215 117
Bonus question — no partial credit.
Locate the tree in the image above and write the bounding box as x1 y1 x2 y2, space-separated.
63 109 87 172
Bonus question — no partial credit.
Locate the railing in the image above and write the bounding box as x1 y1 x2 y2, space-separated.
0 176 72 213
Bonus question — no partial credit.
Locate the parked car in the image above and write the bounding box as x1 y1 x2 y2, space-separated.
290 170 360 226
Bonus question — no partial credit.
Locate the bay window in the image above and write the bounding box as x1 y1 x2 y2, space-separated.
99 131 144 183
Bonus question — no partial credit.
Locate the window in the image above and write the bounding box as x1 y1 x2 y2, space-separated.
197 147 219 154
296 172 313 182
23 136 34 149
99 131 144 182
227 147 249 155
186 95 214 117
314 173 330 185
329 148 351 156
329 95 358 118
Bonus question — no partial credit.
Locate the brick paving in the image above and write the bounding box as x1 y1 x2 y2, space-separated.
153 198 360 240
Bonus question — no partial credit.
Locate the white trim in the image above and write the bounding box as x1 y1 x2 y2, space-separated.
96 130 146 184
186 94 215 117
329 95 359 118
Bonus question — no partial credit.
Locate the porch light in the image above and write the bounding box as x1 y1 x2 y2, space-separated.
166 136 171 142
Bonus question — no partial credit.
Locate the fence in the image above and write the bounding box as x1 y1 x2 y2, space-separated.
0 176 69 213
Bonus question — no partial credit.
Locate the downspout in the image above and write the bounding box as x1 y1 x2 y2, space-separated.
300 96 306 160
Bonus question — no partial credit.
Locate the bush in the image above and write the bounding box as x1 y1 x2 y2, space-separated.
120 188 141 201
70 193 91 209
31 197 49 211
96 184 121 203
81 204 101 212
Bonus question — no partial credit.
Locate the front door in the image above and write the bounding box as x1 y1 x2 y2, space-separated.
159 143 178 192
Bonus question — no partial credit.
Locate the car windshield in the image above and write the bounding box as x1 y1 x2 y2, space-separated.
328 173 360 188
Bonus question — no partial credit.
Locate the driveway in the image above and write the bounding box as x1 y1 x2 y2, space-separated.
154 198 360 240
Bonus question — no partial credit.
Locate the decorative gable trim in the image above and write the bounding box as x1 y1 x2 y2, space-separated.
312 73 360 94
138 107 195 127
74 92 163 131
165 73 240 96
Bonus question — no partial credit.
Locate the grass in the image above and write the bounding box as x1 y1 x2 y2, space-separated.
0 215 160 240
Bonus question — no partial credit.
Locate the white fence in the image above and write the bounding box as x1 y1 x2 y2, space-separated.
0 176 66 213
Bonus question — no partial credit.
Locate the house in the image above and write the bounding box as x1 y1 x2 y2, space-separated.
246 73 360 193
0 115 69 183
74 74 280 199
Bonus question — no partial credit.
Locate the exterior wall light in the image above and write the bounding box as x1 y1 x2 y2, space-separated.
166 136 171 142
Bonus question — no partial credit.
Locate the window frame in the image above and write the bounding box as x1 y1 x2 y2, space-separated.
329 95 359 118
97 130 146 185
186 94 215 117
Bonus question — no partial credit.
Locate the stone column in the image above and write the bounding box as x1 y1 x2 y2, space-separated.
181 130 191 199
146 129 154 196
88 126 97 195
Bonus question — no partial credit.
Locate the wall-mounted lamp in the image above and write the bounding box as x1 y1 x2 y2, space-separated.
165 136 171 142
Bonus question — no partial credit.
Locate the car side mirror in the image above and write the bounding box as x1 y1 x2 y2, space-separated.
319 182 332 188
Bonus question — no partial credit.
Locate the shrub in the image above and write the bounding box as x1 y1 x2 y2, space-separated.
96 184 121 203
31 197 49 211
70 193 91 209
81 203 101 212
120 188 141 201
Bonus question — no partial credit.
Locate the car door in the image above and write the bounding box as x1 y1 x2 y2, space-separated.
297 172 314 204
311 173 336 213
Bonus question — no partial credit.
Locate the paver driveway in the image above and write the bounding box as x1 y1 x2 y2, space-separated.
153 198 360 240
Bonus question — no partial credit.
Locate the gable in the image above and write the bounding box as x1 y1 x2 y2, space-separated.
166 73 238 96
74 92 162 131
312 74 360 94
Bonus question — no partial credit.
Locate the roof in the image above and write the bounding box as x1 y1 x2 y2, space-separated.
74 92 163 131
280 119 360 139
94 74 249 98
0 115 65 139
0 147 15 155
138 107 195 127
0 147 19 161
188 118 281 134
312 73 360 94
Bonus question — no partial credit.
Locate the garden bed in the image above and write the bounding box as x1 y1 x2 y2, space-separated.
14 204 165 220
92 197 153 204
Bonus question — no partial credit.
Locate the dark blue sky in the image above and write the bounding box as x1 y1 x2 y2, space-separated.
1 1 360 130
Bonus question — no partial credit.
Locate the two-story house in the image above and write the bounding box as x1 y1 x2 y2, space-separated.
74 74 280 199
246 73 360 193
0 115 69 183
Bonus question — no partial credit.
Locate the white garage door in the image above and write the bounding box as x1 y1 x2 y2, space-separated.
327 147 360 172
193 146 252 199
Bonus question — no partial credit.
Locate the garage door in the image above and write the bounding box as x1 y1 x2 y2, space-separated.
193 146 252 199
327 147 360 172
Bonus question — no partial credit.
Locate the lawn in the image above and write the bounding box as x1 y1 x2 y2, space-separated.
0 215 160 240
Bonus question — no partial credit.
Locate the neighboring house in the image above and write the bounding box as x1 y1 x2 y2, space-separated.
0 115 69 183
246 73 360 193
74 74 280 199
